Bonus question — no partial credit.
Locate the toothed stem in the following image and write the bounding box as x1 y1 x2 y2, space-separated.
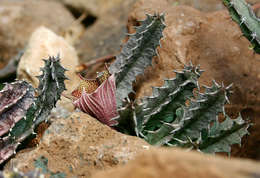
115 62 250 155
223 0 260 53
109 13 166 107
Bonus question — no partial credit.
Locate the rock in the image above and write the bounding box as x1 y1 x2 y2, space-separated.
53 0 136 65
247 0 260 4
76 0 136 65
128 0 260 159
7 112 150 178
48 0 135 17
92 148 260 178
17 26 80 112
174 0 225 12
161 0 257 12
0 0 83 69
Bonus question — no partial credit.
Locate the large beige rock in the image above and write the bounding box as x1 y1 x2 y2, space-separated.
128 0 260 159
7 112 150 178
0 0 83 69
92 148 260 178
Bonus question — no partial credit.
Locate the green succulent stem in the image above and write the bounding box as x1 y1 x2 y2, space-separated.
223 0 260 53
109 13 166 107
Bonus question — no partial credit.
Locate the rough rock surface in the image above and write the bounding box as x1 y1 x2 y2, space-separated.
128 0 260 159
0 0 82 69
74 0 136 63
7 112 150 178
170 0 258 12
92 148 260 178
47 0 136 63
48 0 132 17
174 0 225 12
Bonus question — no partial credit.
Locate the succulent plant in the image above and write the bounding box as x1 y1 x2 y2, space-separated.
0 55 67 164
114 63 250 154
71 13 250 155
223 0 260 53
109 13 166 107
0 84 4 91
71 13 166 125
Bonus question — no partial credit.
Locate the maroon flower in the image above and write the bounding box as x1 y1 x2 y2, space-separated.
70 71 118 126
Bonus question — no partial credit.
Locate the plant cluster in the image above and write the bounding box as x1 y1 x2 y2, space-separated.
71 13 250 155
0 55 67 164
0 6 254 175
